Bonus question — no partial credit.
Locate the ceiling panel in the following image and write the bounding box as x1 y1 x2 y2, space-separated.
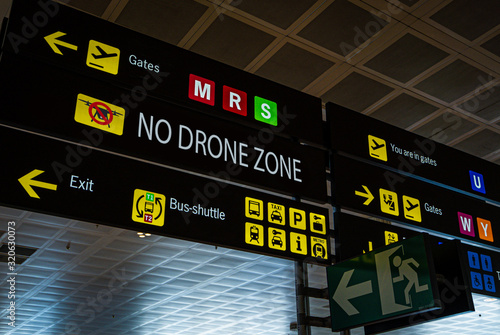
481 33 500 57
115 0 209 45
255 42 335 90
15 221 60 238
189 14 276 69
398 0 420 7
429 0 500 41
414 59 493 103
363 33 449 83
369 92 440 128
321 71 394 111
457 84 500 121
297 0 389 56
66 0 112 17
26 212 71 226
232 0 318 30
413 112 479 143
452 128 500 156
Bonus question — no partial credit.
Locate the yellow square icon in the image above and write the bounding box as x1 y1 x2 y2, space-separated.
86 40 120 75
402 195 422 222
310 213 326 234
245 222 264 246
379 189 399 216
268 227 286 251
384 231 399 245
268 202 285 225
289 208 306 230
368 135 387 161
75 94 125 135
131 189 166 226
311 237 328 259
245 197 263 220
290 232 307 255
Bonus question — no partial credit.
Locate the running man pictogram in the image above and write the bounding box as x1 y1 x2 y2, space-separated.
392 255 429 304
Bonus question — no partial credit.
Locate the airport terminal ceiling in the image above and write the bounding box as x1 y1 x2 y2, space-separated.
1 0 500 334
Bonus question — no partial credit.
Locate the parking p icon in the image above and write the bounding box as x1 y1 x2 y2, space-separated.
289 208 306 230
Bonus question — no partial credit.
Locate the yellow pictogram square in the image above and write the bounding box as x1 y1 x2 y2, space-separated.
310 213 326 234
268 227 286 251
379 188 399 217
268 202 285 225
368 135 387 161
311 237 328 259
290 232 307 255
131 189 166 226
402 195 422 222
245 222 264 246
384 231 399 245
86 40 120 75
75 94 125 135
289 208 306 230
245 197 263 220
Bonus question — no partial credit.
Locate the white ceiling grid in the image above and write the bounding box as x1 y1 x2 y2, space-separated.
0 207 300 335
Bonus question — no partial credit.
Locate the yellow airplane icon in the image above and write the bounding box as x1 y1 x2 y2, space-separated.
368 135 387 161
86 40 120 75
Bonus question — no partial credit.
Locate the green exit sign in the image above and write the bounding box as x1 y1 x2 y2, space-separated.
327 234 439 331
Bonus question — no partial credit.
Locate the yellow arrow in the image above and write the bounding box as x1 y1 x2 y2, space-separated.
355 185 374 205
18 170 58 199
363 241 373 254
44 31 78 55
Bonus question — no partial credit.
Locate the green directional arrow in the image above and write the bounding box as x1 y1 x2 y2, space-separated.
332 269 373 316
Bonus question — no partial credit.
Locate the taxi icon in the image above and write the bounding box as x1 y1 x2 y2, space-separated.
270 210 283 223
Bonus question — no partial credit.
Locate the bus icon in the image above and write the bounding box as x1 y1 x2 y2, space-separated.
245 197 264 220
248 200 261 216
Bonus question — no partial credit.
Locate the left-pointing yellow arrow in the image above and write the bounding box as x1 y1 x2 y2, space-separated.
18 170 57 199
44 31 78 55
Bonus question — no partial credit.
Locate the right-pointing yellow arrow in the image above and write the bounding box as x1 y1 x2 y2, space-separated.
18 169 58 199
355 185 374 205
44 31 78 55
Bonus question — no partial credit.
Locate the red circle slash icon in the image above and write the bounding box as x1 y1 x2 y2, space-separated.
89 101 113 125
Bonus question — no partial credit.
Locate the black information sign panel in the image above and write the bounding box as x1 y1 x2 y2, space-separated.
335 213 420 261
327 102 500 205
332 154 500 250
1 0 325 146
0 126 331 264
0 54 327 202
